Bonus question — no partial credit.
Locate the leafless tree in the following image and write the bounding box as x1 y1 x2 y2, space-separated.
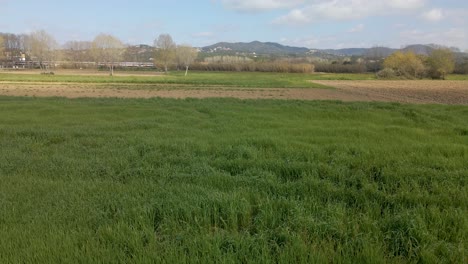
154 34 176 73
176 45 198 76
91 34 124 76
29 30 58 73
0 33 29 58
365 45 389 73
0 35 4 61
64 41 93 68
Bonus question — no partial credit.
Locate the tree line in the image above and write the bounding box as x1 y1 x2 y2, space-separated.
1 30 467 76
0 31 198 76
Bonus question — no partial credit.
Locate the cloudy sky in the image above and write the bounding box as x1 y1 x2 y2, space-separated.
0 0 467 49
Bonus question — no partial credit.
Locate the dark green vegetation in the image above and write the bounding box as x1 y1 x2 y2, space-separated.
0 96 466 263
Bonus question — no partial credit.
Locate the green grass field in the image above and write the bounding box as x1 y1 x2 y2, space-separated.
0 96 466 263
1 71 466 92
446 74 468 80
0 71 333 88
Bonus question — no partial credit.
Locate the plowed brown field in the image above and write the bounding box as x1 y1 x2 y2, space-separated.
313 80 468 105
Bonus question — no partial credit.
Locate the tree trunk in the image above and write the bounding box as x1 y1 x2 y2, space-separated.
110 64 114 76
185 66 189 76
165 64 168 74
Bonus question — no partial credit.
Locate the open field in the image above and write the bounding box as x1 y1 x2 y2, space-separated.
0 81 467 104
313 80 468 105
0 70 331 88
0 82 352 101
0 97 467 263
0 71 467 262
1 72 467 104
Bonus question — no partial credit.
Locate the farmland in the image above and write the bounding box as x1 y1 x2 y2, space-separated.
0 71 467 263
0 70 333 88
1 71 468 104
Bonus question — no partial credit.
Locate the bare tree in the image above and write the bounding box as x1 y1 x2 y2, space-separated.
91 34 124 76
176 45 198 76
64 41 93 68
29 30 58 73
365 45 388 73
0 33 27 58
0 35 4 62
154 34 176 73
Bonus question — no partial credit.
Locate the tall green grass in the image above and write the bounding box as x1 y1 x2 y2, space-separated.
0 97 466 263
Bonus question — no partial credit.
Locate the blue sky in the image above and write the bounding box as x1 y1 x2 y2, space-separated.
0 0 467 49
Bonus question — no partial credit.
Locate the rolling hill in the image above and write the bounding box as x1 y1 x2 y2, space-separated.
202 41 309 55
201 41 465 57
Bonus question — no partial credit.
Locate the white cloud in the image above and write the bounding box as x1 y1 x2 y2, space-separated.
388 0 426 9
348 24 364 33
422 8 444 22
217 0 304 12
274 9 310 25
273 0 428 25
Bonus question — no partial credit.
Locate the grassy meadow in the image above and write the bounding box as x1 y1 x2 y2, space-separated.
0 71 332 88
1 70 467 87
0 96 467 263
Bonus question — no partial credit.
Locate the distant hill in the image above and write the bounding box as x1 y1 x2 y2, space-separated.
401 45 434 55
322 48 370 56
119 42 466 64
327 47 397 57
201 41 465 58
201 42 397 57
202 41 309 55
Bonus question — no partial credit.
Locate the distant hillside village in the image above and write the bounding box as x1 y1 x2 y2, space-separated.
1 32 467 75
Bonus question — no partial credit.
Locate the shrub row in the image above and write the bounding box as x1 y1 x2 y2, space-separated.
314 63 367 73
191 62 314 73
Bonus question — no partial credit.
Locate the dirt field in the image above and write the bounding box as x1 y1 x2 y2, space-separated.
1 80 467 104
313 80 468 105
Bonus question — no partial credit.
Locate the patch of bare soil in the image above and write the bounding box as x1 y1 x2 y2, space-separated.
313 80 468 105
0 80 467 104
0 83 349 100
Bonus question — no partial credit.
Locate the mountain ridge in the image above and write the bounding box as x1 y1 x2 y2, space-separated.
201 41 464 56
202 41 309 55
